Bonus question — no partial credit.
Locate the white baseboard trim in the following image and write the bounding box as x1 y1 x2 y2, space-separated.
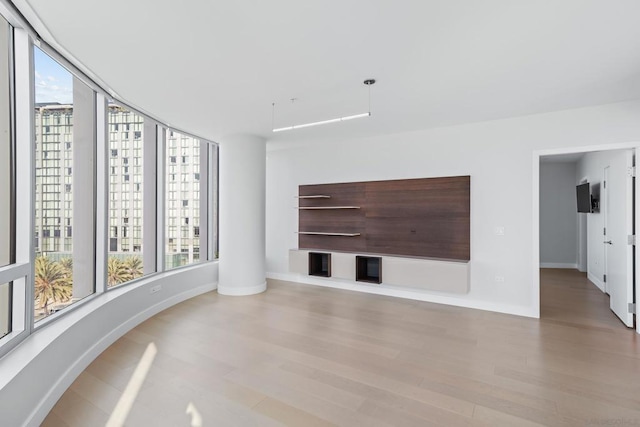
217 281 267 296
267 272 537 319
587 272 606 293
540 263 578 269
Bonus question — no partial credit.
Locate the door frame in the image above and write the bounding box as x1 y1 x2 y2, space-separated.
533 141 639 334
603 165 609 294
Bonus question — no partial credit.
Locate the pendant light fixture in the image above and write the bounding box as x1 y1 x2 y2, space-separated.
272 79 376 132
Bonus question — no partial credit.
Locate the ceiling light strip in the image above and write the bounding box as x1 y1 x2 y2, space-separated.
273 112 371 133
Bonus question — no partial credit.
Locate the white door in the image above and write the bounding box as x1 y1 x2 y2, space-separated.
604 150 634 327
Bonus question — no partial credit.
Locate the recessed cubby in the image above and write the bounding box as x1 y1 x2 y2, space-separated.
309 252 331 277
356 256 382 284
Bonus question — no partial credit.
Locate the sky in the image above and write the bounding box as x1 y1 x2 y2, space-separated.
34 47 73 104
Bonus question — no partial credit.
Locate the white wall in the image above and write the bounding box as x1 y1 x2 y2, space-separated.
576 149 631 291
539 162 578 268
266 100 640 317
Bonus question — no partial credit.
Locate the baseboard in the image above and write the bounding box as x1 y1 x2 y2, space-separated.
267 272 537 319
540 263 578 269
217 281 267 296
587 272 606 293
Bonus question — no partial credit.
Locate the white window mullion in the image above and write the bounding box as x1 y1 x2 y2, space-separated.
95 94 107 293
199 143 209 261
156 126 165 272
14 30 33 335
143 120 157 275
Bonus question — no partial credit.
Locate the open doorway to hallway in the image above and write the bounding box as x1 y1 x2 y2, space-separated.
539 148 636 330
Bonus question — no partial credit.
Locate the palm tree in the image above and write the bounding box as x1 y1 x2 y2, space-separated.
124 256 143 281
107 257 131 287
58 258 73 284
34 256 72 315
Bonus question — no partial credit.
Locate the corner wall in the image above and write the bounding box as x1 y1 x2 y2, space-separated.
266 100 640 317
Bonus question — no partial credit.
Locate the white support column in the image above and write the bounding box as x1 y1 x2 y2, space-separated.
218 134 266 296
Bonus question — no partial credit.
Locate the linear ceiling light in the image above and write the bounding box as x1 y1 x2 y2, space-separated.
272 79 375 133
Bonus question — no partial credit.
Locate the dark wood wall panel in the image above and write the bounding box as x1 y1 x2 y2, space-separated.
299 182 366 252
298 176 470 260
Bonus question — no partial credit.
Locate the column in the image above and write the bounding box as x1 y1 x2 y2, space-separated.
218 134 266 295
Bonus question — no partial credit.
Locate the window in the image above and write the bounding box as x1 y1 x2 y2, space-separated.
0 12 219 355
0 18 13 339
107 103 146 288
165 132 202 269
34 47 95 321
0 283 10 339
0 18 11 273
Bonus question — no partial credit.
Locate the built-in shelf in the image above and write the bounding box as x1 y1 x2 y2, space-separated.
296 195 331 199
356 256 382 284
296 206 360 210
309 252 331 277
297 232 361 237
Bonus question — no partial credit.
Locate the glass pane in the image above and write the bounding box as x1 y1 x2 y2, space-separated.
0 282 10 338
0 16 12 268
107 103 145 287
34 47 94 320
165 131 201 269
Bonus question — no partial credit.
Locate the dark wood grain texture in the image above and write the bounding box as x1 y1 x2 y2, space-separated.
299 176 470 260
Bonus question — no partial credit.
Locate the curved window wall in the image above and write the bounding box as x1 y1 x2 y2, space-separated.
0 8 218 356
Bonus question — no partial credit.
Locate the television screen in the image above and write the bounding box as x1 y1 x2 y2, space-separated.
576 183 591 213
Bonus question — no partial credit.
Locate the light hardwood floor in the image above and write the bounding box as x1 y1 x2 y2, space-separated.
42 269 640 426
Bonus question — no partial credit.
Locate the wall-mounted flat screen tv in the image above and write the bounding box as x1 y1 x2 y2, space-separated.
576 183 591 213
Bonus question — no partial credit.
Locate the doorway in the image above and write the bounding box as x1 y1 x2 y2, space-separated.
535 143 638 332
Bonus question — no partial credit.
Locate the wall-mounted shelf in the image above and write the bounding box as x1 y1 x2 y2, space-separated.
296 195 331 199
296 206 360 210
297 232 361 237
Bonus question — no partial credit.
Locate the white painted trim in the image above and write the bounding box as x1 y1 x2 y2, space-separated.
532 152 541 318
217 281 267 296
267 272 537 318
587 272 606 293
636 148 640 334
540 263 578 269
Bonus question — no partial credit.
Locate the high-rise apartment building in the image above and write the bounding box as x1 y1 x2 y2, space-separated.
34 103 73 255
35 103 202 268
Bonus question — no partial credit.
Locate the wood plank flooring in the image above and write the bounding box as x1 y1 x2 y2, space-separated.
42 269 640 426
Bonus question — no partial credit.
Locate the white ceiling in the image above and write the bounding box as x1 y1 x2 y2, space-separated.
19 0 640 143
